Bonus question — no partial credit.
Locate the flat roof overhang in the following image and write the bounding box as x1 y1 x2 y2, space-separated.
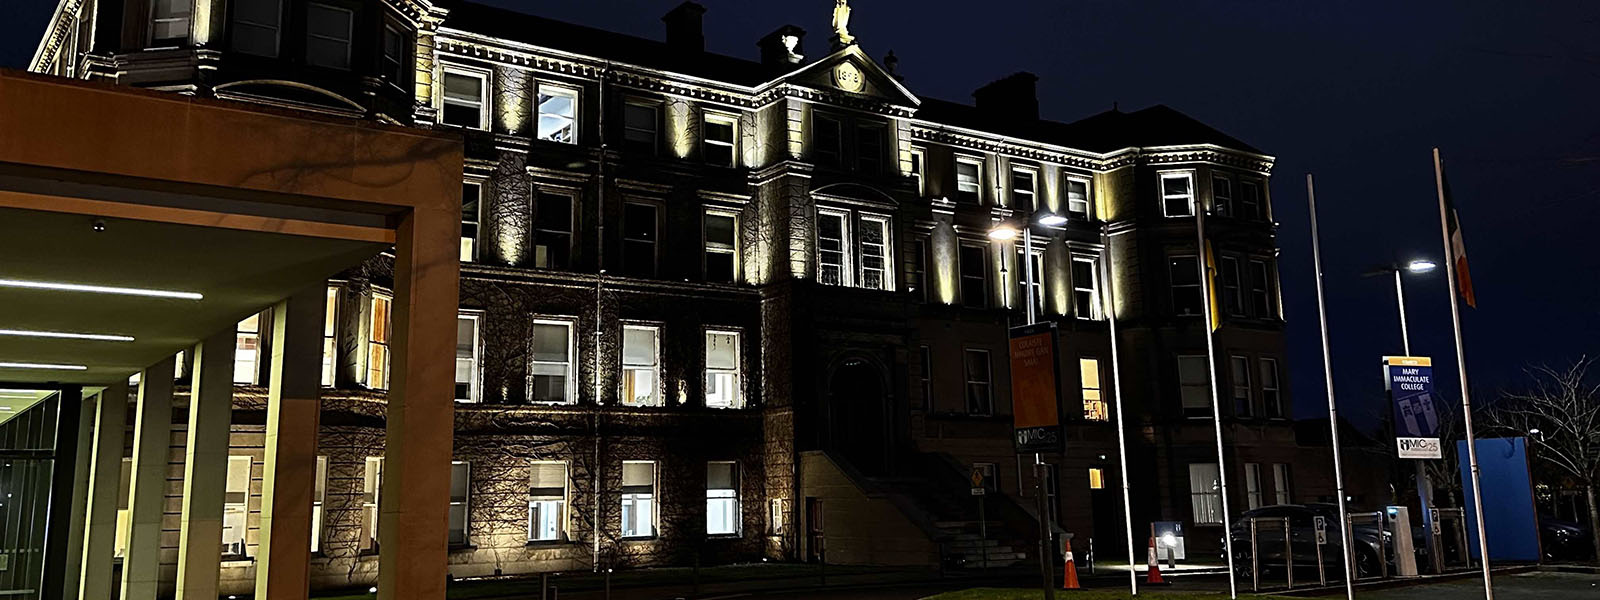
0 69 462 385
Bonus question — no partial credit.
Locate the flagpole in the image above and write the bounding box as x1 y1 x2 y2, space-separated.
1433 147 1493 599
1194 201 1237 599
1101 224 1138 595
1306 174 1357 600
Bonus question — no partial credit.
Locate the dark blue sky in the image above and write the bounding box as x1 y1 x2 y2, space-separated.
5 1 1598 431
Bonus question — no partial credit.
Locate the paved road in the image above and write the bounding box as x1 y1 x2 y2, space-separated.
1355 571 1598 600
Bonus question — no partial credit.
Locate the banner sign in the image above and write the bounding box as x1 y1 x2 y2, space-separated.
1010 322 1063 453
1384 356 1441 459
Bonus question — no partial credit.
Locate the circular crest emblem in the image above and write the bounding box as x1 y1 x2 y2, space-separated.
833 62 865 93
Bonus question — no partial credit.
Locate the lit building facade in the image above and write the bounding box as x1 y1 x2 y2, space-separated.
29 0 1376 593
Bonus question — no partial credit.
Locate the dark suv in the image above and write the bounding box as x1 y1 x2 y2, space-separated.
1228 504 1388 579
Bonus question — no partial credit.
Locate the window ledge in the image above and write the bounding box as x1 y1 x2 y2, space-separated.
706 533 742 540
526 539 573 547
621 536 658 542
221 557 255 567
449 544 478 552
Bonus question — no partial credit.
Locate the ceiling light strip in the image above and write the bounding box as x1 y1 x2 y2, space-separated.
0 279 203 300
0 329 135 342
0 362 88 371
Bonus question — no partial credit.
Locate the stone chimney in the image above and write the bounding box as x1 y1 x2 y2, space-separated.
758 25 806 67
973 72 1039 122
663 2 706 54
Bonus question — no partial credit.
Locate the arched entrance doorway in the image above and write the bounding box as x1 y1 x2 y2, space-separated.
827 358 891 476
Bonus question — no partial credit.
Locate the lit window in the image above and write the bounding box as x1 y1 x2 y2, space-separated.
1250 259 1274 318
381 22 409 86
964 349 992 416
1178 355 1210 418
441 70 487 129
909 146 926 195
857 124 884 175
234 312 262 384
230 0 281 57
623 102 659 155
1260 358 1282 418
704 210 738 283
1245 462 1263 509
1088 467 1105 490
621 461 656 538
1066 177 1091 219
858 214 892 291
461 181 481 262
704 113 738 167
768 498 788 535
456 313 480 403
622 202 659 278
305 3 352 70
312 456 327 553
959 244 988 308
528 462 567 542
706 462 739 536
956 157 982 204
150 0 191 45
321 286 337 387
1169 255 1202 316
1188 463 1222 525
1220 257 1243 316
1018 248 1043 316
222 456 251 558
449 461 470 546
816 208 850 286
1212 175 1233 217
813 115 842 167
1072 256 1101 320
1230 356 1252 417
621 325 661 407
1011 167 1037 210
537 84 578 143
360 457 382 553
1161 172 1195 217
1240 180 1262 220
528 320 574 404
1081 358 1107 422
533 191 574 269
366 293 392 389
1273 463 1292 504
705 330 742 409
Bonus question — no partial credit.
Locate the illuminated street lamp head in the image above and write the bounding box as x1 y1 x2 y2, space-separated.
987 226 1019 241
1406 259 1437 273
1036 213 1068 226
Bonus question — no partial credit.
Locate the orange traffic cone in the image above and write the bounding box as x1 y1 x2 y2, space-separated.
1145 536 1169 585
1062 546 1081 590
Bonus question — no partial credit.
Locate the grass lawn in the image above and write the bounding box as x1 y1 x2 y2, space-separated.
922 589 1274 600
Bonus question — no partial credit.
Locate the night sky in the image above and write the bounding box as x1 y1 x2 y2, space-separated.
5 1 1598 432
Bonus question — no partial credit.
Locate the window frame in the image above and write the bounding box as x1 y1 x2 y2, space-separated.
1240 179 1263 220
1080 357 1107 422
703 111 739 167
527 461 569 543
360 456 383 553
1018 247 1044 317
312 455 327 553
963 348 993 417
1065 175 1092 219
815 206 853 287
812 113 843 167
705 329 743 409
439 64 490 131
460 179 483 262
620 323 663 408
856 122 886 175
703 208 739 283
1272 463 1293 504
1260 357 1283 418
1010 165 1038 211
622 99 661 155
1177 354 1211 418
955 156 984 204
958 242 989 308
1249 259 1274 318
1189 462 1223 525
857 212 894 291
222 455 252 558
532 188 577 270
1244 462 1263 510
322 285 338 386
1169 255 1202 317
380 20 411 88
304 2 354 70
229 0 283 57
621 201 661 278
1071 255 1102 320
366 291 393 390
1212 174 1233 217
234 311 263 385
917 345 932 410
527 318 577 405
455 311 483 403
448 461 471 547
909 146 927 195
536 82 581 144
620 460 658 539
1219 256 1244 316
1230 355 1252 418
706 461 741 536
1160 171 1196 218
149 0 192 46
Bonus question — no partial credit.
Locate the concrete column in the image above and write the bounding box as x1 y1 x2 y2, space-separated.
378 207 459 600
122 355 176 600
77 381 127 600
59 391 97 600
255 286 326 600
175 330 235 599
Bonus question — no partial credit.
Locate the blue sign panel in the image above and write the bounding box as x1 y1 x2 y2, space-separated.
1384 356 1441 459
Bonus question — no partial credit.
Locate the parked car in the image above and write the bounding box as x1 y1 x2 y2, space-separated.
1541 515 1594 561
1229 504 1388 579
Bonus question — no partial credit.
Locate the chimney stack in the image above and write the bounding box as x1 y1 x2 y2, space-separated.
973 72 1039 122
758 25 806 67
663 2 706 54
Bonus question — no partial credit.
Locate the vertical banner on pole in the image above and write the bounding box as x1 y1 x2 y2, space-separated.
1010 322 1063 453
1384 356 1442 459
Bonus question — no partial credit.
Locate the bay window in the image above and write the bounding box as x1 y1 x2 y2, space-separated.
305 3 353 70
705 330 742 408
621 461 657 538
621 325 661 407
528 320 575 404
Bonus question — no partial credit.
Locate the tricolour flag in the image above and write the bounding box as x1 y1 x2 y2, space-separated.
1440 164 1477 308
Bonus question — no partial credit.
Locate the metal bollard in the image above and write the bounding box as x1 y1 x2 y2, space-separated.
1249 517 1259 592
1283 518 1294 589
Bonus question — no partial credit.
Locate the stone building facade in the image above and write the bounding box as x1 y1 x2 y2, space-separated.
29 0 1370 594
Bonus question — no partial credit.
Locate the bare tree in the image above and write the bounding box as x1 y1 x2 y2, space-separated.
1483 357 1600 561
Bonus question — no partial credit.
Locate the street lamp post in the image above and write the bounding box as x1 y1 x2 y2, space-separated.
1373 258 1443 574
990 209 1066 600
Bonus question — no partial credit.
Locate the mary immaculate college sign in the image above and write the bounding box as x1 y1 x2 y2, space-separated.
1010 322 1063 453
1384 356 1442 459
